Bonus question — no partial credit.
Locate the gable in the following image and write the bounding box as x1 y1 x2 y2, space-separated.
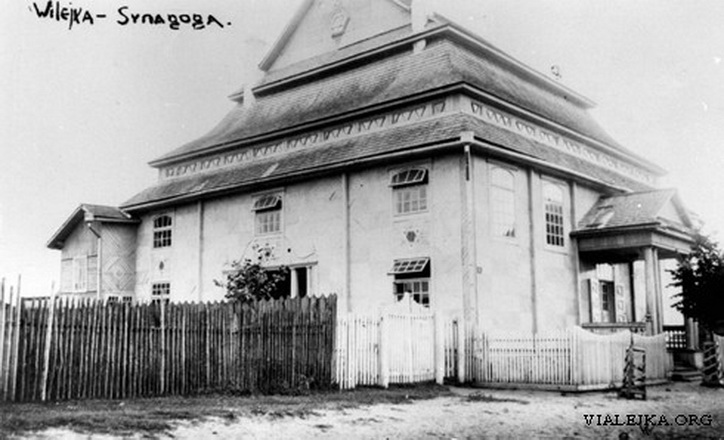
265 0 411 72
658 198 690 227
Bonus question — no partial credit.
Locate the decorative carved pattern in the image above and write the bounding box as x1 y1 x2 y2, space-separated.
162 99 448 180
468 100 656 185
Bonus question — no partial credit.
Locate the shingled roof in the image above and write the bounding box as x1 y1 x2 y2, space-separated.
122 113 652 211
47 204 138 250
152 36 657 173
575 189 693 235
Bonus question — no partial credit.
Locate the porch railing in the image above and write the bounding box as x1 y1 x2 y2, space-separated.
581 322 647 335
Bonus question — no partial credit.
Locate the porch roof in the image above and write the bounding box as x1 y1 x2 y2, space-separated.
47 204 138 250
572 189 695 257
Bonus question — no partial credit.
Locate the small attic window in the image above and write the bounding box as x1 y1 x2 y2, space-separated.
390 168 428 187
253 194 282 212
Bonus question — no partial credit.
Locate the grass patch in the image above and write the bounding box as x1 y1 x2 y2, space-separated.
0 383 451 438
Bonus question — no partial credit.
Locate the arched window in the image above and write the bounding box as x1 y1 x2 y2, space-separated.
390 168 428 215
543 183 565 247
491 167 516 238
153 214 173 248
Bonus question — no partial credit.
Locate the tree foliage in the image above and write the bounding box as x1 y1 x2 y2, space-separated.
215 249 289 303
670 232 724 334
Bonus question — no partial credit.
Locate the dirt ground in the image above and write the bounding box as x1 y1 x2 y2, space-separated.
6 382 724 439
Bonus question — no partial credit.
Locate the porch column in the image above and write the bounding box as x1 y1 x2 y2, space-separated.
685 317 699 350
643 246 662 334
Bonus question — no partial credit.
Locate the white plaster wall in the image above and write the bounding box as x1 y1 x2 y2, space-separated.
475 158 534 332
347 155 463 315
534 173 578 331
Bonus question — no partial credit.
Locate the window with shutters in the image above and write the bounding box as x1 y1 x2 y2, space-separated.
543 182 565 247
390 168 428 215
491 167 516 238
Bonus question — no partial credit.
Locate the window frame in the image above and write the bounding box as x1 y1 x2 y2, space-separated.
490 166 517 239
543 181 566 248
151 282 171 305
71 256 88 293
253 193 283 236
393 278 431 307
152 214 173 249
390 167 429 216
390 257 431 308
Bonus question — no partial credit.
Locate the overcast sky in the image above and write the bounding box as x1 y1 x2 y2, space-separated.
2 0 724 296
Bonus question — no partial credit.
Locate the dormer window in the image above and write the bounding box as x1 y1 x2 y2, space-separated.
153 214 173 248
390 168 428 215
254 194 282 235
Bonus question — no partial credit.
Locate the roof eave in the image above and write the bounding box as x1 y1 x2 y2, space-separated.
258 0 315 72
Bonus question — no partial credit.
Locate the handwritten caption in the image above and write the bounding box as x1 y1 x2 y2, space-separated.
29 1 231 30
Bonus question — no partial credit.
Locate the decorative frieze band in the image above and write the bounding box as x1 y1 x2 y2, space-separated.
161 99 448 180
467 100 657 185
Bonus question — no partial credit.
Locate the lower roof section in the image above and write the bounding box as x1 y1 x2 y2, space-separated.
121 113 652 212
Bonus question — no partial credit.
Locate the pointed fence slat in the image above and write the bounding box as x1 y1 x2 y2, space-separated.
0 295 336 402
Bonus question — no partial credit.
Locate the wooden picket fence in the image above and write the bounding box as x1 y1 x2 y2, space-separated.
473 327 672 390
0 284 336 402
334 311 446 389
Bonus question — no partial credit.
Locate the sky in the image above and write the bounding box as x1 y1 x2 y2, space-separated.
2 0 724 296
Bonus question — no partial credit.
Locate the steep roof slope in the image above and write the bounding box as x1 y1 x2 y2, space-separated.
153 36 651 170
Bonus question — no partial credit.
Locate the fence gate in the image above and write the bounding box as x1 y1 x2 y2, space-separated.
335 296 444 389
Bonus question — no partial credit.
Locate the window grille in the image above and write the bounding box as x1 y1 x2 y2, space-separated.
389 257 430 275
391 168 428 215
153 215 173 248
544 183 565 247
151 282 170 305
390 168 427 187
254 194 283 235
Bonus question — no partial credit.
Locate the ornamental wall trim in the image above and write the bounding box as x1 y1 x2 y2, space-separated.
466 99 656 185
160 99 448 181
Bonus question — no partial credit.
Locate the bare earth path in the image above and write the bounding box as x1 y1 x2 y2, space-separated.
20 383 724 439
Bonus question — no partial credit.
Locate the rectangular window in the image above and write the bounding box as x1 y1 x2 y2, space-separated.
256 210 281 235
151 282 170 305
389 257 431 307
254 194 282 235
394 185 428 215
71 256 87 292
393 279 430 307
153 215 173 248
543 183 565 247
600 281 615 323
391 168 428 215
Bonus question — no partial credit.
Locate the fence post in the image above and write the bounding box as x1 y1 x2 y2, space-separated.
456 318 466 383
434 312 444 385
160 301 166 395
40 288 57 401
0 278 5 400
10 278 21 401
378 315 389 388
